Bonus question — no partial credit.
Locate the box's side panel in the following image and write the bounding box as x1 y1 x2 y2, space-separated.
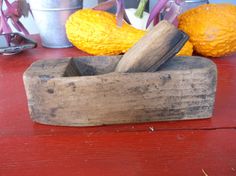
25 62 217 126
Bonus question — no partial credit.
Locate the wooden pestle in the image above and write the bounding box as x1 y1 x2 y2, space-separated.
115 20 189 73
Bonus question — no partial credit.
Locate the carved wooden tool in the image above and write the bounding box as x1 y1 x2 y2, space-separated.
23 56 217 126
115 20 189 73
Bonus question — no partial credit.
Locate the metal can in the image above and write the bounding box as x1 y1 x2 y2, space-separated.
29 0 83 48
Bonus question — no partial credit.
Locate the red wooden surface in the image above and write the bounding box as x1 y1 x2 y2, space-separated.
0 36 236 176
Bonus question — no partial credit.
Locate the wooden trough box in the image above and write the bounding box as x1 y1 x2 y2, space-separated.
23 55 217 126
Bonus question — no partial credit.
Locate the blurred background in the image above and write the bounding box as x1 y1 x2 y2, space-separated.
3 0 236 34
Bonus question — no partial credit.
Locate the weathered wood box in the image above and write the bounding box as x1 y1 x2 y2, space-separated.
23 56 217 126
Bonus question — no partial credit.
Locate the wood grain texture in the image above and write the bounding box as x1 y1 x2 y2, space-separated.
23 56 217 126
0 35 236 176
115 20 188 73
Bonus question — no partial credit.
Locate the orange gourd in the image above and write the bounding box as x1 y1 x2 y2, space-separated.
66 9 145 55
178 4 236 57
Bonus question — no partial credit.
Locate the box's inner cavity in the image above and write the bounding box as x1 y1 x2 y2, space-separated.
64 56 122 77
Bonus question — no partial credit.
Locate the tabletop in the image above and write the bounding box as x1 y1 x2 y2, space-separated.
0 36 236 176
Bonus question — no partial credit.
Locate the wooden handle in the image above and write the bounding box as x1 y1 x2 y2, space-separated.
115 20 189 73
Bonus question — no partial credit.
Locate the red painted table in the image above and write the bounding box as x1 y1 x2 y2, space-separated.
0 36 236 176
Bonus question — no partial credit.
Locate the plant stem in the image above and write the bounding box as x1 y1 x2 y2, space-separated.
135 0 148 18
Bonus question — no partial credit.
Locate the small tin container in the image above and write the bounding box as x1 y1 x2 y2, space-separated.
29 0 83 48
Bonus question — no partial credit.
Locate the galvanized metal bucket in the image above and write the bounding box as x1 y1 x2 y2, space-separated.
29 0 83 48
